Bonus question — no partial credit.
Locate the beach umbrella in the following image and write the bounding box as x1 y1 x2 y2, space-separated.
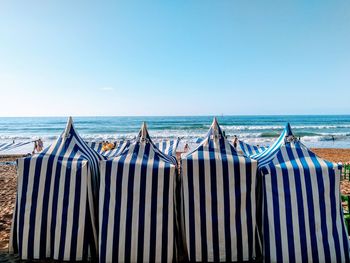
9 117 104 261
99 122 178 262
258 123 350 262
181 118 259 262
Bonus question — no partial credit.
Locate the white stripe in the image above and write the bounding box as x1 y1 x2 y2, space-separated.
203 143 213 260
99 160 107 261
280 147 301 262
225 142 237 260
155 161 165 261
130 144 145 261
167 164 175 262
192 150 202 260
214 140 226 261
105 158 118 263
301 146 325 260
54 140 76 259
46 139 66 257
142 149 155 261
320 158 336 262
265 160 277 262
63 155 80 259
21 156 38 259
290 145 312 261
238 155 249 260
117 145 135 261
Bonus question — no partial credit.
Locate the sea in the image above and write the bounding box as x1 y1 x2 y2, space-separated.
1 115 350 154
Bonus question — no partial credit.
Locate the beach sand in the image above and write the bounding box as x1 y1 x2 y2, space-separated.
1 149 350 251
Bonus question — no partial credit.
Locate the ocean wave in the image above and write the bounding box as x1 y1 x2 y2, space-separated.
222 124 350 131
1 130 350 141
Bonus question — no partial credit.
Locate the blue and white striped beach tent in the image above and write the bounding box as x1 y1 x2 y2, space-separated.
238 140 268 156
9 117 104 261
86 140 132 158
258 123 350 262
99 122 178 262
181 118 259 262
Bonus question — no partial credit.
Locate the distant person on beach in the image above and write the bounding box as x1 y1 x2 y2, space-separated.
332 135 335 142
233 135 238 148
184 143 189 153
32 139 44 154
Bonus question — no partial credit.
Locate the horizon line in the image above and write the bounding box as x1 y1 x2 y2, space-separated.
1 113 350 118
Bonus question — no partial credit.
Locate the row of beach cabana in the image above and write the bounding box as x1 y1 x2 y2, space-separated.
8 117 350 262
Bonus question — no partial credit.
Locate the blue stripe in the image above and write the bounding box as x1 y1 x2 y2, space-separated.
18 158 31 258
149 150 160 262
268 162 283 262
208 140 220 262
99 160 112 263
39 138 62 258
27 151 45 258
221 144 232 259
111 150 129 262
124 144 140 262
326 160 342 262
245 159 254 258
308 152 331 261
198 146 208 261
286 144 309 262
58 147 79 260
50 139 67 257
276 150 296 262
233 155 243 261
295 145 320 261
262 174 271 262
161 164 171 261
136 144 151 262
69 156 83 259
186 156 196 260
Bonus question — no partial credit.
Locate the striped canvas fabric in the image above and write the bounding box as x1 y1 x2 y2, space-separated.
99 123 178 263
0 141 32 153
9 117 104 261
250 123 292 166
181 118 259 262
86 140 131 158
87 139 178 158
259 125 350 262
238 140 268 156
154 138 179 157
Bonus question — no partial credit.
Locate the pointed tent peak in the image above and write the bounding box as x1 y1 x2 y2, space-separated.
285 123 293 137
138 122 150 142
68 116 73 124
211 117 219 126
210 117 220 132
208 117 224 140
63 116 75 138
284 122 299 143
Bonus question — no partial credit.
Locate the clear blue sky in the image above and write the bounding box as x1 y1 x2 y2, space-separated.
0 1 349 116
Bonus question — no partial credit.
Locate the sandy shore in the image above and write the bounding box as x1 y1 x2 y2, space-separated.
1 149 350 251
0 159 17 251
